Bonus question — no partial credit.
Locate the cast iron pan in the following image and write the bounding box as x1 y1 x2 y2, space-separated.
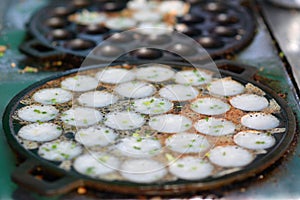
20 0 256 61
2 60 295 196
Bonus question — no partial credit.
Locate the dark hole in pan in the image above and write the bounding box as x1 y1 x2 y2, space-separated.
215 13 239 25
104 32 134 44
64 38 95 50
30 44 54 53
168 43 198 56
185 0 202 4
203 2 227 12
99 1 127 12
197 36 224 48
93 45 125 57
52 6 75 17
145 34 172 45
47 29 74 41
213 26 238 37
130 48 163 59
175 24 201 37
72 0 91 8
46 17 68 29
77 24 109 35
177 14 205 25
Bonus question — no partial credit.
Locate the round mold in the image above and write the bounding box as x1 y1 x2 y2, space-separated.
72 0 91 8
93 45 125 57
213 26 238 37
145 34 172 45
203 2 227 12
168 43 198 57
46 17 68 28
100 1 127 12
105 33 134 44
52 6 75 16
177 14 205 25
64 39 95 50
215 13 239 25
131 48 163 59
197 36 224 48
78 24 109 35
175 24 201 37
47 29 74 40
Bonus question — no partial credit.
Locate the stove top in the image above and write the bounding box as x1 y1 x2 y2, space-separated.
0 0 299 199
261 0 300 91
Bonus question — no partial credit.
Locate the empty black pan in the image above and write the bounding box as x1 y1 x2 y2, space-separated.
20 0 256 62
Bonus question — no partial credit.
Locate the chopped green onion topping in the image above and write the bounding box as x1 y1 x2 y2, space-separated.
133 146 141 150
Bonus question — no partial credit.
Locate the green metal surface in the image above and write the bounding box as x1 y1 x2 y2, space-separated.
0 0 299 199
